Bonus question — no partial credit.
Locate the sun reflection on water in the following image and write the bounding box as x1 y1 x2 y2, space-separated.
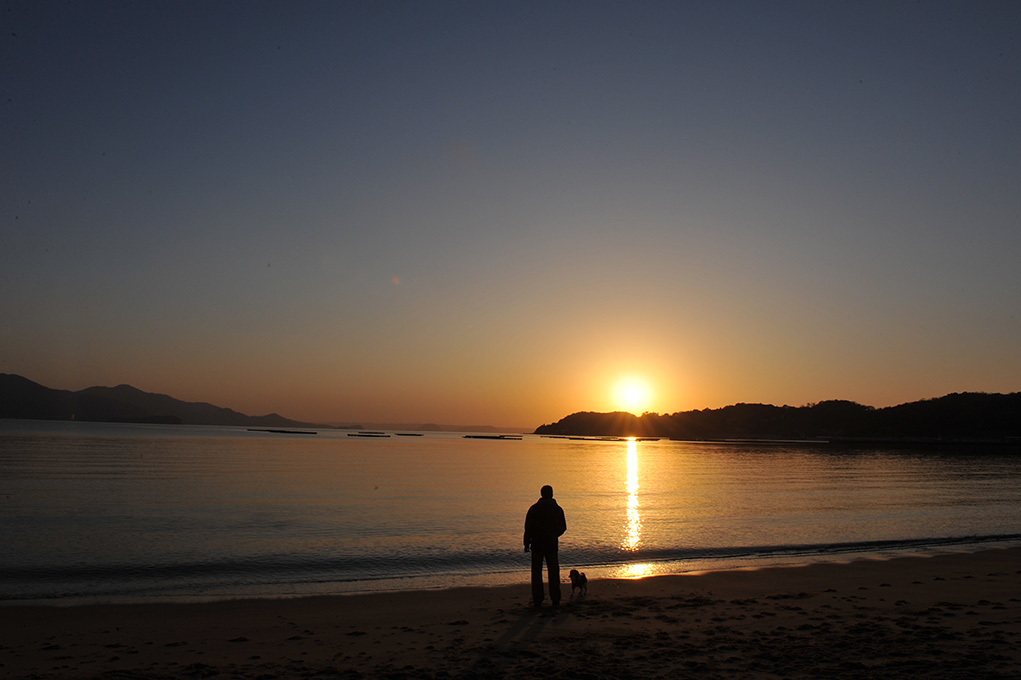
622 438 641 551
619 562 654 579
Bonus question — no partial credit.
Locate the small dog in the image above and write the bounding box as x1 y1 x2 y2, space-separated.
569 569 588 596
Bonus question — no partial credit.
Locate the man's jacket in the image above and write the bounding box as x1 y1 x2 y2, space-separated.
523 497 567 552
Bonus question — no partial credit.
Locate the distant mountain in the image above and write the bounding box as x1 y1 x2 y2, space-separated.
0 374 318 428
535 393 1021 444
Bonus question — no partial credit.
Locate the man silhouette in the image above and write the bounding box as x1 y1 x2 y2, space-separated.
523 484 567 608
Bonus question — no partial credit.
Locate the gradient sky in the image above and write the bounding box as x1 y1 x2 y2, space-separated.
3 1 1019 427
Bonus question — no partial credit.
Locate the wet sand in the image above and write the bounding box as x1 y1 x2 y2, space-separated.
2 548 1019 679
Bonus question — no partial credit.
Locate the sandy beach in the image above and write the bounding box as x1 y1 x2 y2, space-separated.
2 548 1019 679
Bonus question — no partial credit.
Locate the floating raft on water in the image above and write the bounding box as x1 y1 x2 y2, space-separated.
348 432 391 438
248 428 317 435
463 434 523 440
544 435 658 442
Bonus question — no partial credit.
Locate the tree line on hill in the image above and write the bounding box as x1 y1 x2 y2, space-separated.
534 393 1021 443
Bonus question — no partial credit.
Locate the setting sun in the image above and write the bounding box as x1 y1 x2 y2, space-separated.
614 377 653 414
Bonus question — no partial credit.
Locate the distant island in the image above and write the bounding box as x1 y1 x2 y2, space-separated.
535 393 1021 444
4 374 1018 442
0 374 321 429
0 374 521 433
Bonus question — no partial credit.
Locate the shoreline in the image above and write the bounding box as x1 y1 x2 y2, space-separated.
3 547 1019 679
6 533 1020 608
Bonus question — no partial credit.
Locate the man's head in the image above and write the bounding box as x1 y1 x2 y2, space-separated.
540 485 553 499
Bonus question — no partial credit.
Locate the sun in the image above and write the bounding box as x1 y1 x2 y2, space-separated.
613 377 653 414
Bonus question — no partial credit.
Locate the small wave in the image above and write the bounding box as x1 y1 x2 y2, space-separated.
3 532 1020 603
566 532 1021 570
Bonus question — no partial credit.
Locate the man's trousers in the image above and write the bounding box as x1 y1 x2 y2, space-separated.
530 548 561 606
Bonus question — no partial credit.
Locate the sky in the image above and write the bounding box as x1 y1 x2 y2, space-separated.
2 1 1020 428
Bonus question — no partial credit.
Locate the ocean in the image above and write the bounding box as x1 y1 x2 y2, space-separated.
2 419 1020 605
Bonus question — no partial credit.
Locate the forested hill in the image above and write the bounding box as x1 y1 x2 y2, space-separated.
534 393 1021 443
0 374 317 428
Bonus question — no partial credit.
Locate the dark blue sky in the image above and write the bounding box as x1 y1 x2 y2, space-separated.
3 1 1019 425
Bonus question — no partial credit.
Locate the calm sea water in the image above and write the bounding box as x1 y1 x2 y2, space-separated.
2 420 1020 604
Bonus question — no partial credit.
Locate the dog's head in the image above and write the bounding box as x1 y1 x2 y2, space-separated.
569 569 581 580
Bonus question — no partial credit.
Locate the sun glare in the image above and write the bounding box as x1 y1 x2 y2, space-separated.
614 377 653 414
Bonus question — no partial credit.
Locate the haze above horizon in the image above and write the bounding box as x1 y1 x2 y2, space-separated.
3 2 1019 426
